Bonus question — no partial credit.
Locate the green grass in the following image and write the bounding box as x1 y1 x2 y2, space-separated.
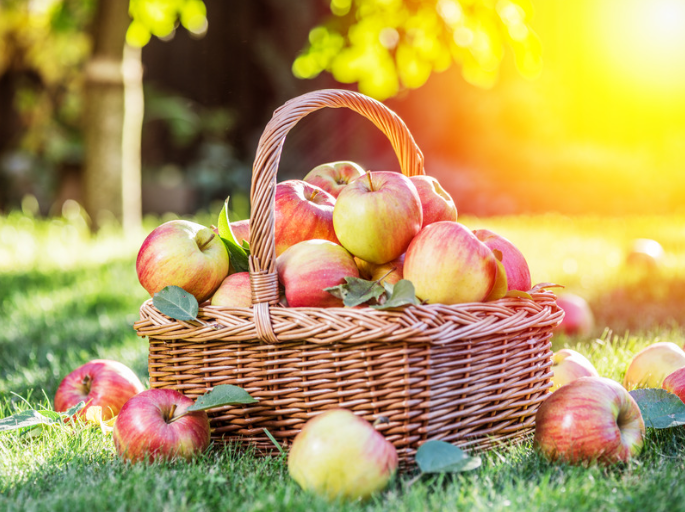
2 210 685 511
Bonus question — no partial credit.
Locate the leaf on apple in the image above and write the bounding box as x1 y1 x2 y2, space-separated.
371 280 420 310
187 384 258 412
153 286 201 322
217 196 250 273
414 440 482 474
629 388 685 429
324 276 385 307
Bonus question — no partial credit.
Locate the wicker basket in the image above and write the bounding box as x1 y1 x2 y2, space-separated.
134 89 563 466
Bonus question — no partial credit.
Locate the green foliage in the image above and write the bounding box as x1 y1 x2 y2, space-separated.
293 0 542 99
127 0 208 47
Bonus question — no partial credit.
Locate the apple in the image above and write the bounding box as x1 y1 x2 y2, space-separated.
136 219 229 303
276 239 359 308
355 254 405 286
54 359 145 421
288 408 398 501
473 229 531 292
626 238 664 269
409 175 457 228
112 388 211 463
302 161 366 198
484 257 508 301
275 180 339 256
554 293 595 337
623 341 685 389
662 366 685 403
333 171 422 265
534 376 645 465
210 272 252 307
230 219 250 245
404 221 497 304
550 348 600 393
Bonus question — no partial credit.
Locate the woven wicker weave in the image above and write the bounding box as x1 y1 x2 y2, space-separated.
134 89 563 465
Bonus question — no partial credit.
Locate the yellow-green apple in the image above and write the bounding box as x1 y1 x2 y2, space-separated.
553 293 595 337
288 409 398 501
112 388 211 463
275 180 339 256
55 360 145 421
276 239 359 307
230 219 250 245
354 254 405 286
626 238 664 269
302 161 366 198
404 221 497 304
534 376 645 465
333 171 422 265
473 229 531 292
409 175 457 228
550 348 600 393
623 341 685 389
662 366 685 403
210 272 252 307
484 257 508 301
136 220 229 303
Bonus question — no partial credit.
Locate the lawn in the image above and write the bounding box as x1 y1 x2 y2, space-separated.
1 207 685 511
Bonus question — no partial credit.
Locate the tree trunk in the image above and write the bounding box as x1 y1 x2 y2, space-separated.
83 0 143 233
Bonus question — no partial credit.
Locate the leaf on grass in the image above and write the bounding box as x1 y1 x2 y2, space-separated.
65 401 86 417
629 388 685 429
153 286 200 322
325 276 385 307
187 385 258 411
0 410 62 433
415 440 482 474
371 279 419 310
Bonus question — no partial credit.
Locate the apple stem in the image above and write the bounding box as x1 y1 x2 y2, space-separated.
81 375 92 394
197 232 216 251
376 267 396 285
167 404 178 423
367 172 374 191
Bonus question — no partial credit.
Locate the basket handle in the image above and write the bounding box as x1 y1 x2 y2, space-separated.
248 89 425 342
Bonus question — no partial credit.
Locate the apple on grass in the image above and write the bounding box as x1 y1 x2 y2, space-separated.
277 239 359 308
54 359 145 421
288 409 398 501
623 341 685 390
333 171 422 265
662 366 685 403
403 221 497 304
554 293 595 337
275 180 339 256
210 272 252 307
137 219 229 303
113 388 211 463
534 376 645 465
473 228 531 292
409 175 457 228
550 348 600 393
302 161 366 198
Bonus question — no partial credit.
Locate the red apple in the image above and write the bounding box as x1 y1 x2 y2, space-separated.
473 228 531 292
554 293 595 337
274 180 339 256
404 221 497 304
210 272 252 307
333 171 422 265
277 239 359 308
534 376 645 465
302 161 366 198
624 341 685 389
626 238 664 269
54 360 145 420
288 409 398 501
662 366 685 403
136 220 229 303
409 175 457 228
550 348 600 393
355 254 405 286
112 388 211 463
230 219 250 245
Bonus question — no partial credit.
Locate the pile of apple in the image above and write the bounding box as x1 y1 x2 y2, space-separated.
136 161 533 310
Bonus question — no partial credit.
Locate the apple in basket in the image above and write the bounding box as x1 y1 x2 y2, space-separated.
550 348 599 393
409 175 458 228
355 254 405 286
288 409 398 501
534 376 645 465
137 220 229 303
333 171 422 265
473 229 531 292
230 219 250 245
623 341 685 389
303 161 366 198
210 272 252 307
55 360 145 420
404 221 497 304
113 389 211 463
277 239 359 307
274 180 339 256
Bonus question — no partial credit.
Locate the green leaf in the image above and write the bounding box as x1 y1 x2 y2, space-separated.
65 401 86 417
371 279 419 310
153 286 200 322
263 428 286 456
220 236 250 274
324 276 385 307
0 410 62 433
187 384 258 412
415 440 482 474
629 388 685 429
